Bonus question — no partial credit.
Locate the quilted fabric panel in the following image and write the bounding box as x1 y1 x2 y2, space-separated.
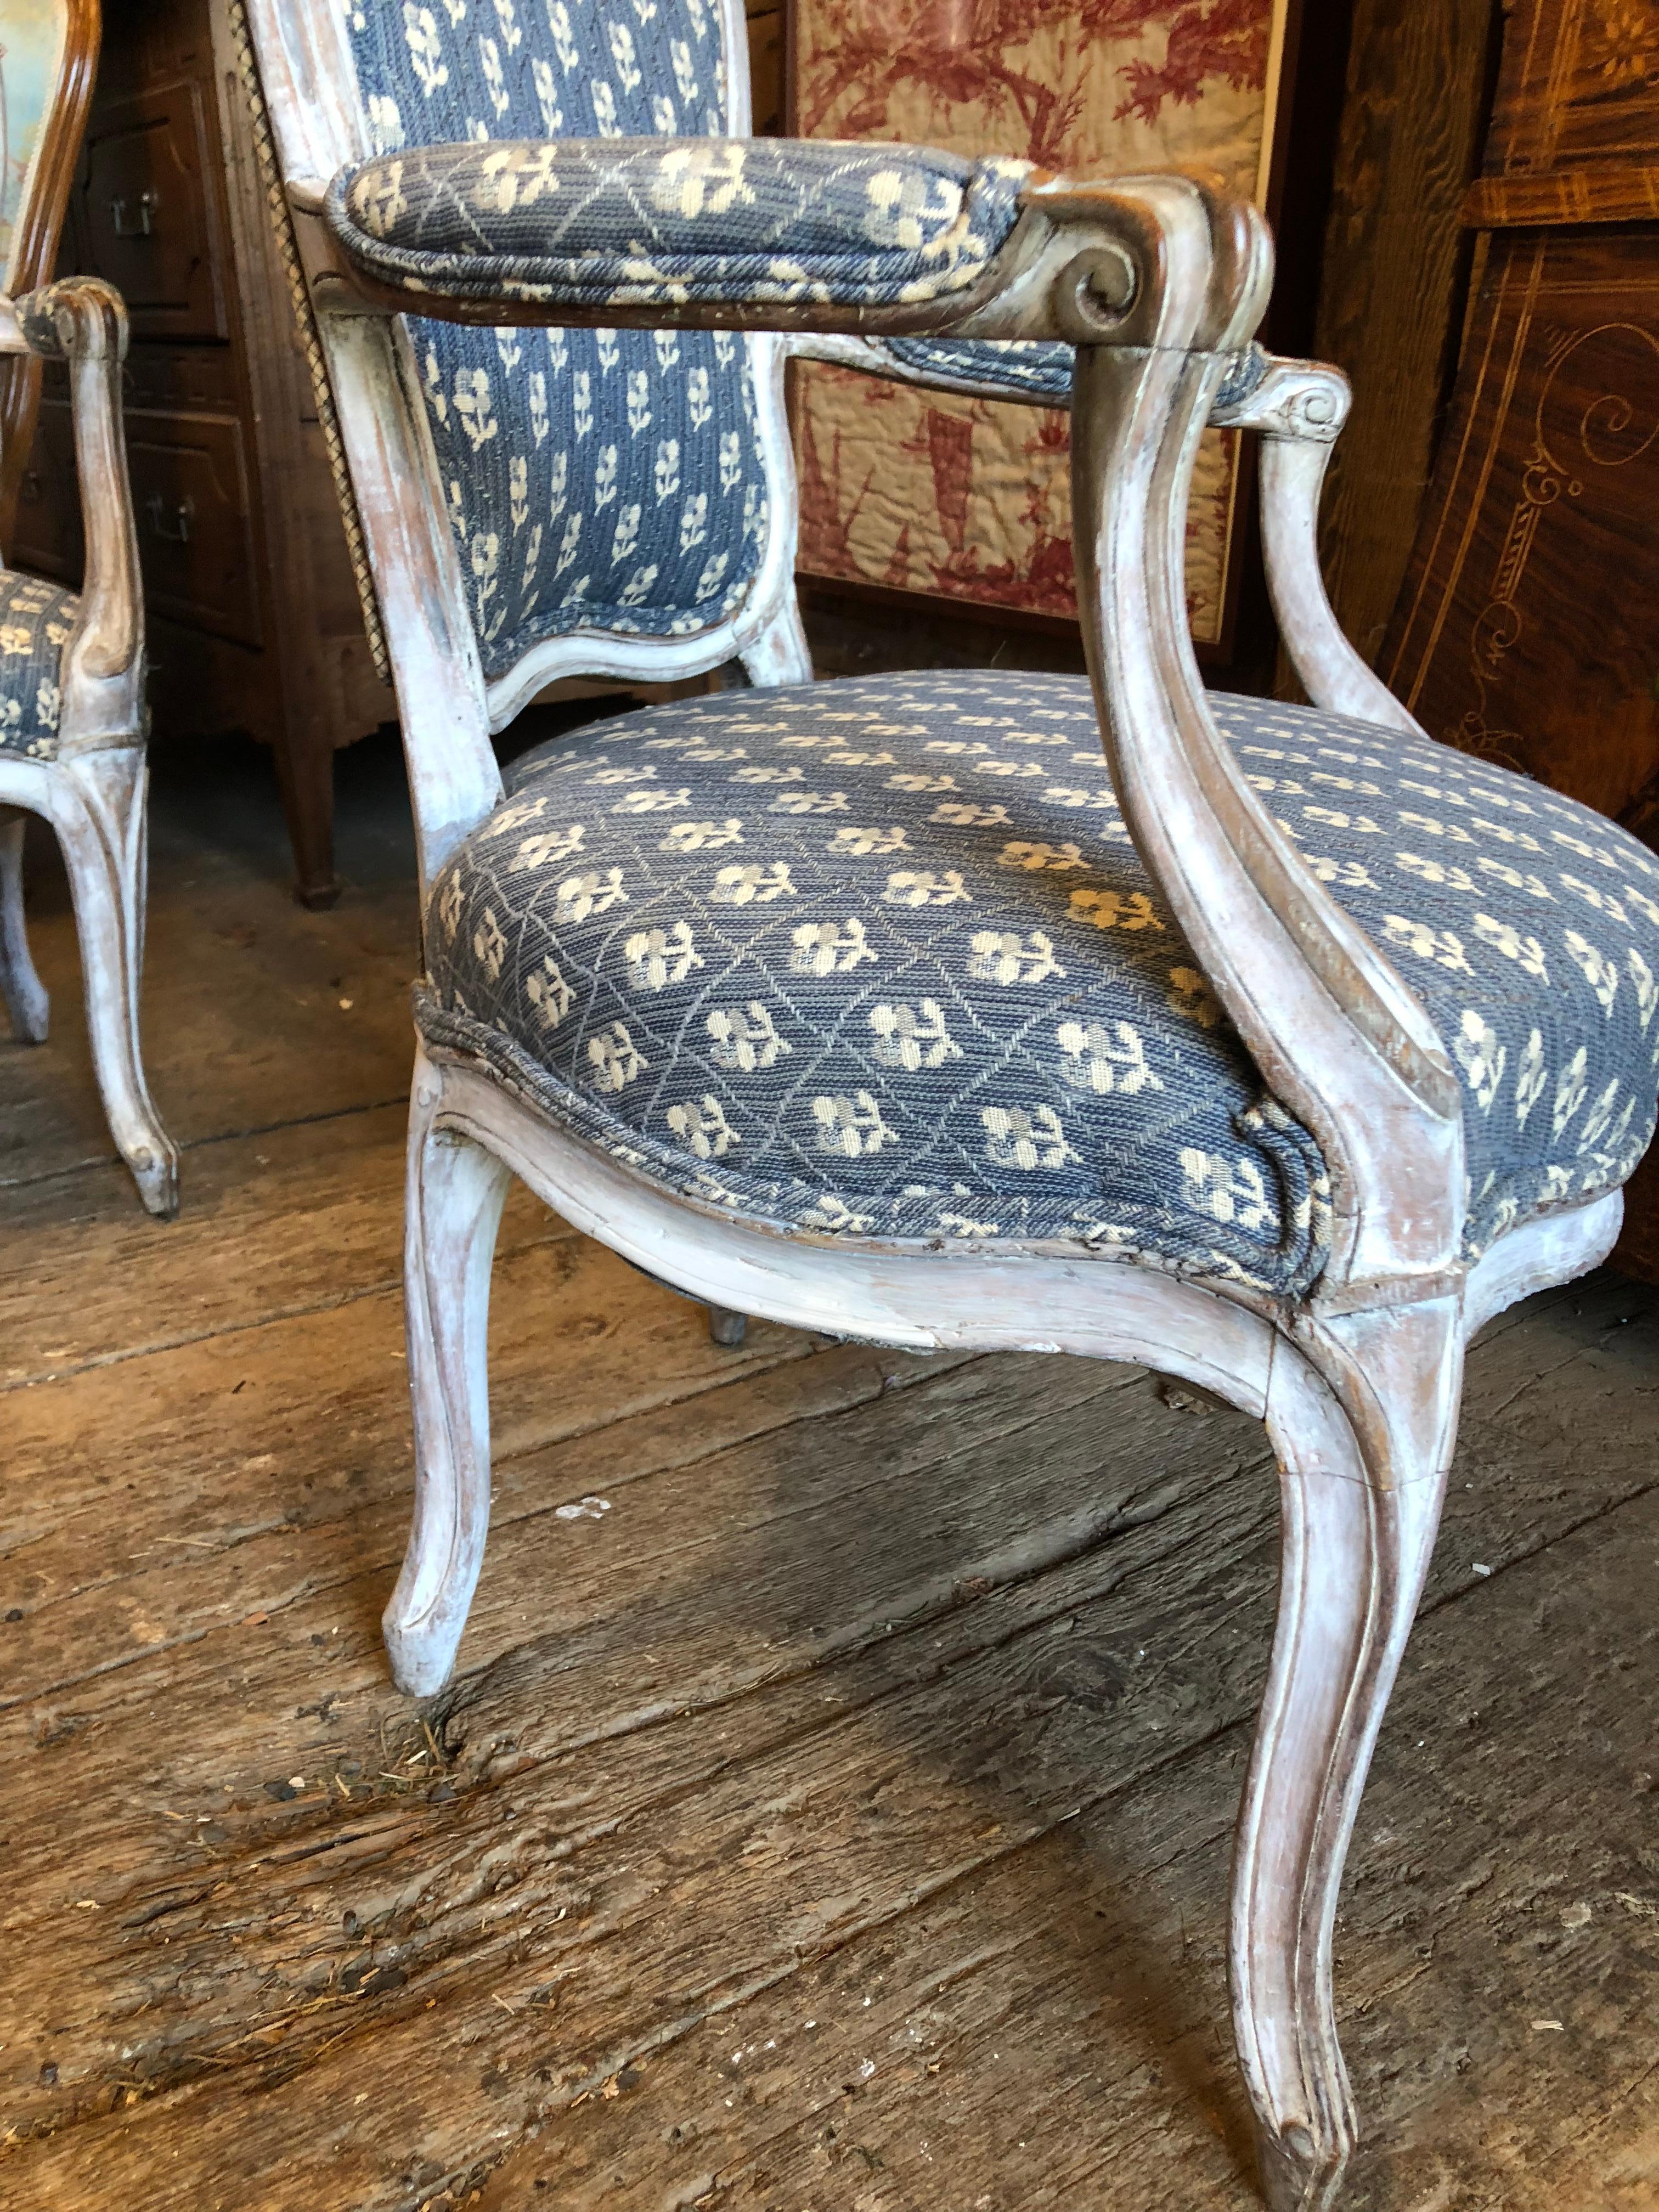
417 673 1659 1294
330 137 1036 311
338 3 771 679
0 569 77 760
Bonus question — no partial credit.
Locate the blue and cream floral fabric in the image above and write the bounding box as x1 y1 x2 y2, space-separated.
882 336 1074 403
0 569 76 760
329 137 1035 311
417 672 1659 1294
337 2 772 679
870 335 1265 410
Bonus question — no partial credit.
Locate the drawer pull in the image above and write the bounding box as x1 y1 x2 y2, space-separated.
19 470 42 506
111 190 159 239
145 492 193 544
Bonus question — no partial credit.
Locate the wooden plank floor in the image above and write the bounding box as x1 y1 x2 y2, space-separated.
2 730 1657 2211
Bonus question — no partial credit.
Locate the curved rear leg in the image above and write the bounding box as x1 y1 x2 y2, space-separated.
0 810 49 1042
1232 1299 1463 2209
708 1305 748 1347
385 1048 512 1697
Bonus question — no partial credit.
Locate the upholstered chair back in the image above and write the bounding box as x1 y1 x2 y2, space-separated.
338 2 774 690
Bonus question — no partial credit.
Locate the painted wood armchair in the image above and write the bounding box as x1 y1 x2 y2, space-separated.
0 1 176 1217
241 4 1659 2204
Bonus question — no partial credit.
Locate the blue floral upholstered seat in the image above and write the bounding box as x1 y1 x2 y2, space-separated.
0 568 77 760
420 672 1659 1299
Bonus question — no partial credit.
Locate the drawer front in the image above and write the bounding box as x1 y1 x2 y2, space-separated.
9 398 83 584
122 346 240 414
78 82 227 341
125 410 261 648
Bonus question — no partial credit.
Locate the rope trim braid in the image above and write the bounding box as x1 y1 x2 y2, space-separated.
226 0 391 685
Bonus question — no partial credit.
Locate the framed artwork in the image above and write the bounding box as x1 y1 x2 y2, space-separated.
0 0 70 288
789 0 1293 649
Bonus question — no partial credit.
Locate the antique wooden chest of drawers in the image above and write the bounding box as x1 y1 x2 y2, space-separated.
9 0 387 907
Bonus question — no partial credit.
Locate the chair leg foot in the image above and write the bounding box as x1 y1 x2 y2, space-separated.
708 1305 748 1347
1252 2120 1348 2212
52 753 178 1215
0 810 50 1042
1231 1300 1463 2209
385 1048 512 1699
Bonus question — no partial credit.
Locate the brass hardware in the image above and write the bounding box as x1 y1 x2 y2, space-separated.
145 492 193 544
110 191 159 239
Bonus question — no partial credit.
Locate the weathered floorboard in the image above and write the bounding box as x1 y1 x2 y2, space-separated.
2 733 1655 2209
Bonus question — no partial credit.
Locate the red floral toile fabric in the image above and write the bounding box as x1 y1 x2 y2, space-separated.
792 0 1285 641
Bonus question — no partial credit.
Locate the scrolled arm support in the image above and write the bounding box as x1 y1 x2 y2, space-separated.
1213 354 1429 736
15 277 145 751
1063 175 1463 1300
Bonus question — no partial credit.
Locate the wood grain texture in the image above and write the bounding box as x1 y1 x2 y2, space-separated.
1376 0 1659 1277
1384 227 1659 828
1466 163 1659 227
3 720 1657 2209
1483 0 1659 177
1304 0 1498 668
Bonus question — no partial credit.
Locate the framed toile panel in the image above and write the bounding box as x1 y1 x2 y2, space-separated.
789 0 1294 652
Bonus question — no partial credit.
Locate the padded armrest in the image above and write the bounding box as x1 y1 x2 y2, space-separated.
325 136 1035 312
795 333 1269 414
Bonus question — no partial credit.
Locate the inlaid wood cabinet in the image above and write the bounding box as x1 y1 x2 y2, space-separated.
8 0 388 908
1382 0 1659 1274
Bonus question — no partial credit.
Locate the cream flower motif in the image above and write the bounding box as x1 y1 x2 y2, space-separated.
1564 929 1619 1012
707 1002 790 1073
1514 1029 1547 1129
1553 1046 1589 1137
710 861 794 905
812 1091 898 1158
624 922 702 988
1628 947 1658 1032
1069 887 1161 932
883 868 969 907
402 6 448 97
1166 966 1222 1029
471 908 507 981
667 1094 737 1159
1056 1019 1163 1097
524 955 572 1031
1180 1149 1277 1231
789 919 876 976
1452 1009 1505 1112
1472 912 1549 980
654 142 752 219
868 1001 960 1072
588 1022 647 1093
982 1104 1079 1172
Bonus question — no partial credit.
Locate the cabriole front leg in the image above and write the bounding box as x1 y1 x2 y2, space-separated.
386 1047 512 1697
1231 1301 1462 2208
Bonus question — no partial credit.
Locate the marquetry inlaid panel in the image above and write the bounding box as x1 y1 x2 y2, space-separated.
1385 228 1659 827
